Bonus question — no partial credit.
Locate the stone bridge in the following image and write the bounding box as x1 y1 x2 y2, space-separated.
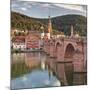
43 36 87 72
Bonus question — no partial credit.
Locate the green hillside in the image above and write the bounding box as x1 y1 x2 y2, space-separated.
11 12 87 36
11 12 47 33
52 15 87 36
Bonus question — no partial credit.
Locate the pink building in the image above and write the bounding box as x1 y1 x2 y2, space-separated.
25 31 41 49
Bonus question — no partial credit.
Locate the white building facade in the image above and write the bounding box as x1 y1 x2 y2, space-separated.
12 42 26 50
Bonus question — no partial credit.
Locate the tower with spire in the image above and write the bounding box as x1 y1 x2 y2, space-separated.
70 25 74 37
47 16 52 39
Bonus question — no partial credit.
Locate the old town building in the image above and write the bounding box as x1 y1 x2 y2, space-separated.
12 36 26 50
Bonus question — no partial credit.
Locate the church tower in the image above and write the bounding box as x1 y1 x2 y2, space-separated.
70 25 74 37
47 16 52 39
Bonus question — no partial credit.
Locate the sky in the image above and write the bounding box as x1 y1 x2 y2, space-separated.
11 0 87 18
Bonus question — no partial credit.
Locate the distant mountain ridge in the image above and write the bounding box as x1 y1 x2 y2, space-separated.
11 12 87 36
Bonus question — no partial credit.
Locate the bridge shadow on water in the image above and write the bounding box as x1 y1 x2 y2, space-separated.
46 57 87 86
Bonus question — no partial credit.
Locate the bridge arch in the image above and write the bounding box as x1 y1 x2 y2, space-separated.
55 42 62 51
55 41 62 48
64 43 75 59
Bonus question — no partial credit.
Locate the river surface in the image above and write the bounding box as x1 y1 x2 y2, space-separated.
11 52 87 89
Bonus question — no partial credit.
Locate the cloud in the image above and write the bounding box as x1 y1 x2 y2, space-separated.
40 3 51 8
52 80 61 86
11 0 32 11
54 4 86 13
21 7 27 11
11 1 87 18
43 80 50 85
11 3 18 8
22 76 27 81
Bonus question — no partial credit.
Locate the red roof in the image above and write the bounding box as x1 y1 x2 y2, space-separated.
12 36 25 43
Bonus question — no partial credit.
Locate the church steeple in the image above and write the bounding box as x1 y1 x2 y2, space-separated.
47 16 52 38
44 16 53 39
71 25 74 37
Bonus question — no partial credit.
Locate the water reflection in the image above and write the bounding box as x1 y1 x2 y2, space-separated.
11 52 87 89
51 62 87 86
11 52 61 89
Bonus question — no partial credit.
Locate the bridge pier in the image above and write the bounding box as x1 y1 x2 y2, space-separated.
56 45 64 62
43 41 50 55
49 45 56 58
73 60 84 72
73 52 86 72
45 45 50 55
73 41 87 73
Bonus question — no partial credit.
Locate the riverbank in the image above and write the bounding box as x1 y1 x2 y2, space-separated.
11 49 44 53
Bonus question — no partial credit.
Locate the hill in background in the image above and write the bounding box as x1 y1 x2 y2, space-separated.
11 12 87 36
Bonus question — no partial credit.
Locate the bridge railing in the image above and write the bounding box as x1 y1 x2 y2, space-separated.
51 35 86 42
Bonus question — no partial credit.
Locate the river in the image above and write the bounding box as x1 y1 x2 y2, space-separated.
11 52 87 89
